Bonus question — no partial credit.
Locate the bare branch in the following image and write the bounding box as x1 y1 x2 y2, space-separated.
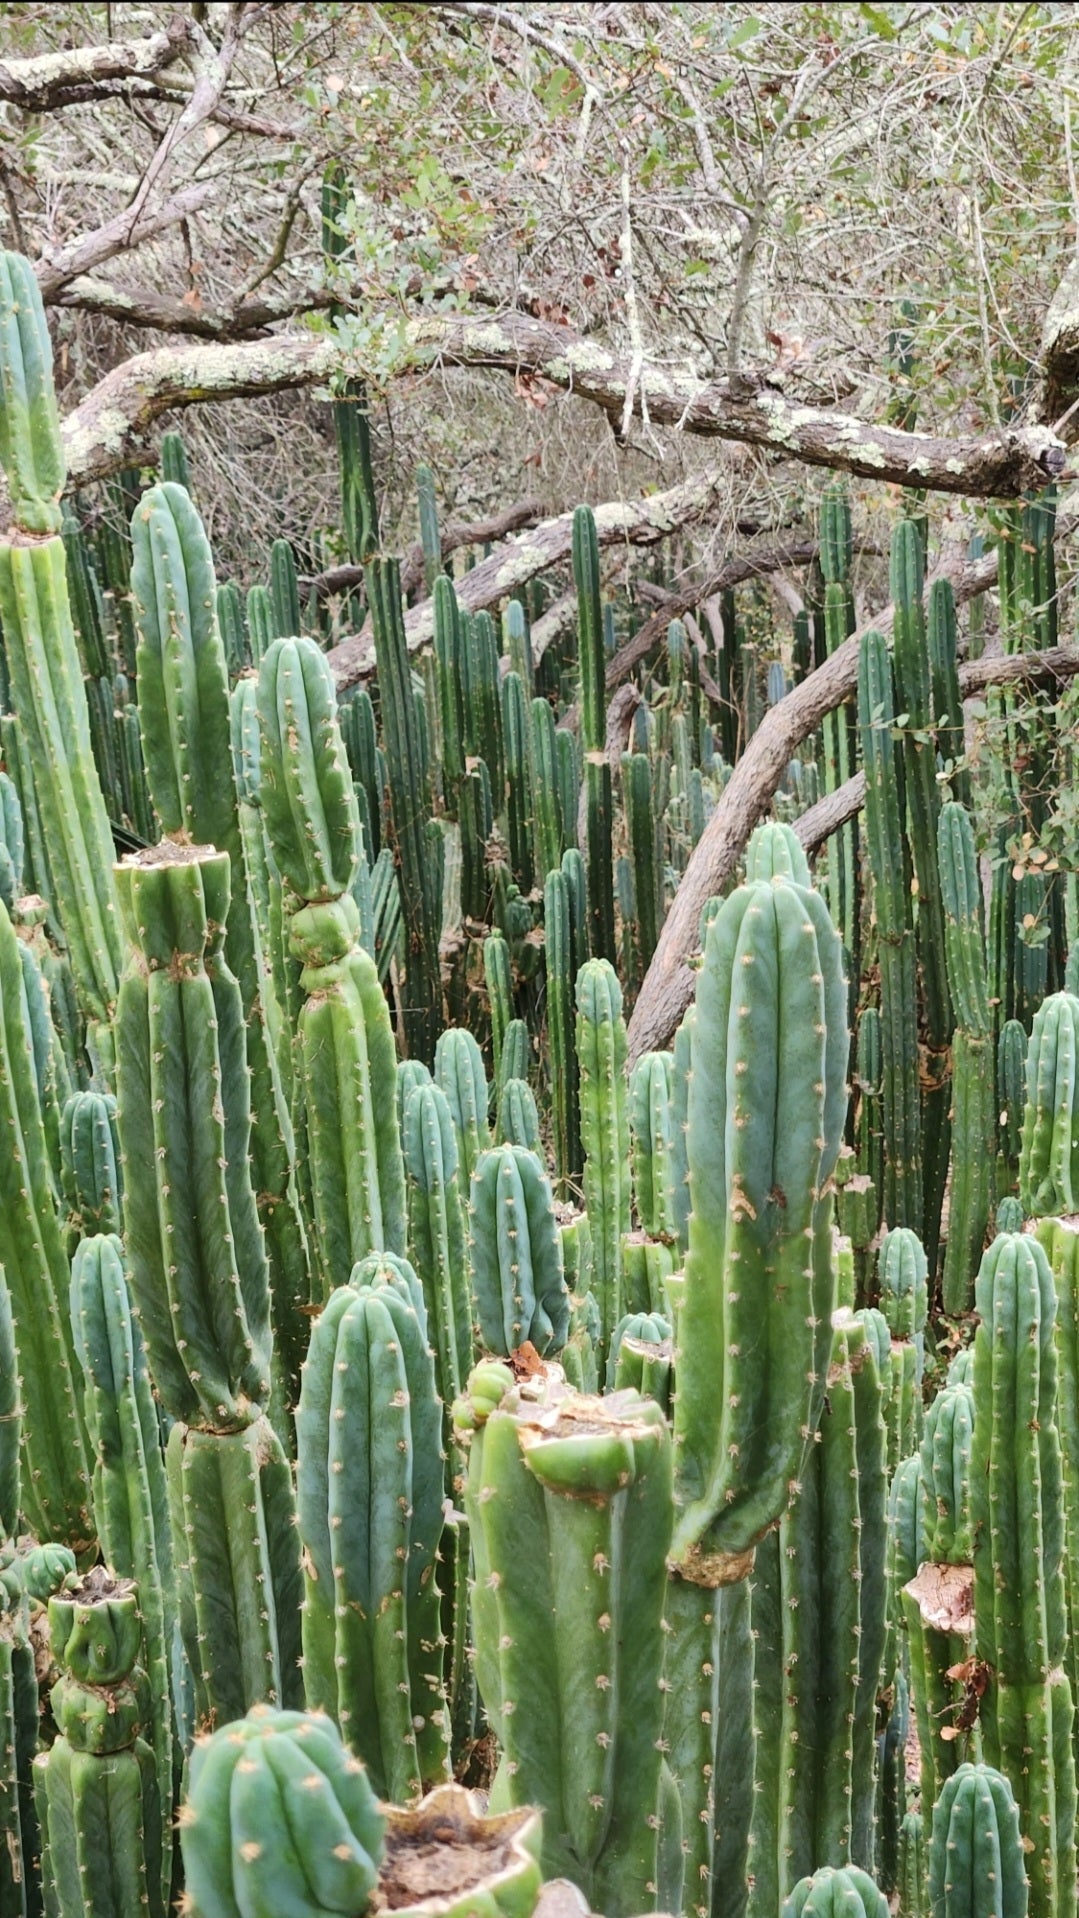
0 22 190 112
44 314 1069 513
35 181 216 297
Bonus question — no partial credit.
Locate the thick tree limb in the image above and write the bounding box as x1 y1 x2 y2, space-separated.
304 498 546 601
625 545 1002 1063
325 470 726 687
46 314 1070 517
0 23 190 111
793 773 867 855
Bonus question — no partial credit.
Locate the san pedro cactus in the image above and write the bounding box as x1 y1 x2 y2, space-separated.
859 627 921 1230
938 801 993 1313
296 1256 449 1801
435 1026 491 1192
456 1363 671 1917
69 1234 173 1908
629 1050 677 1243
60 1091 121 1243
971 1231 1076 1917
902 1382 975 1815
574 507 615 961
403 1081 474 1418
577 959 631 1357
750 1315 887 1909
0 252 123 1044
928 1763 1028 1918
132 484 310 1392
258 635 405 1296
34 1571 165 1918
0 1270 40 1918
782 1866 888 1918
1020 990 1079 1216
180 1705 386 1918
468 1145 569 1357
0 897 91 1550
672 872 848 1566
115 843 302 1725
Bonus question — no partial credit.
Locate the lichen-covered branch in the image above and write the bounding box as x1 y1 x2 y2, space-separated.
40 311 1069 535
0 21 190 111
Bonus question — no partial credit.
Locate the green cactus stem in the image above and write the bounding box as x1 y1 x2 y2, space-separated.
456 1364 671 1917
180 1704 385 1918
296 1256 449 1801
928 1763 1028 1918
673 873 848 1566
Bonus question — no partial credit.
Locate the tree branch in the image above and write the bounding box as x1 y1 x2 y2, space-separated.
44 314 1068 510
35 181 216 298
625 544 1003 1064
325 469 726 688
0 22 190 111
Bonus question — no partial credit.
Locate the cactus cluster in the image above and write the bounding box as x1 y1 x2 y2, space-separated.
3 224 1079 1918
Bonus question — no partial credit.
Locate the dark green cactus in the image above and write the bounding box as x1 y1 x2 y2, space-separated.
366 559 442 1063
673 872 848 1566
629 1050 677 1243
180 1704 386 1918
859 627 921 1230
60 1091 121 1243
296 1256 449 1800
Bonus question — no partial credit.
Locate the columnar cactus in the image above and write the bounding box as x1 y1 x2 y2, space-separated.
403 1080 474 1419
34 1572 165 1918
859 626 921 1230
938 801 993 1313
673 871 848 1565
132 483 310 1391
577 959 631 1357
60 1091 121 1244
928 1763 1028 1918
115 843 302 1726
749 1315 887 1908
782 1867 889 1918
468 1145 569 1357
971 1232 1076 1917
70 1234 173 1908
1020 991 1079 1216
902 1382 975 1816
434 1026 491 1192
0 897 91 1550
0 1271 40 1918
629 1050 677 1243
456 1364 671 1917
0 252 123 1046
296 1255 449 1801
180 1705 386 1918
257 635 405 1299
574 507 615 962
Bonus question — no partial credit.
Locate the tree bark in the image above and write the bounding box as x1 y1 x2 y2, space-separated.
304 497 546 601
41 313 1069 532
